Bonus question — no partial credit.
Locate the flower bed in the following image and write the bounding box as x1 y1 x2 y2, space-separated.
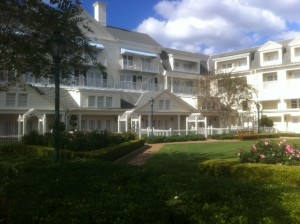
238 140 300 165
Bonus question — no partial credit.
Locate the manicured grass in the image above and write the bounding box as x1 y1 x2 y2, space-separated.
1 139 300 223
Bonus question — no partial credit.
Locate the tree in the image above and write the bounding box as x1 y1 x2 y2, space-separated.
199 72 257 128
259 116 274 128
0 0 105 85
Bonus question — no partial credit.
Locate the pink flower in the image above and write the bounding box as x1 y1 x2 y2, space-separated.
260 154 266 159
286 144 295 154
253 146 258 152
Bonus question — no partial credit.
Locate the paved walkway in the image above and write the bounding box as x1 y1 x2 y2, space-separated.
115 143 164 166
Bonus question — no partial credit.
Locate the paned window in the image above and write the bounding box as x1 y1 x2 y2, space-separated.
18 93 28 107
6 93 16 106
88 96 96 107
106 97 112 108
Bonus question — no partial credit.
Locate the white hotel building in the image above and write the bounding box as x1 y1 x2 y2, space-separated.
1 1 300 138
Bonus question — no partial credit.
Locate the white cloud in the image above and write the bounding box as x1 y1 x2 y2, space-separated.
135 0 300 54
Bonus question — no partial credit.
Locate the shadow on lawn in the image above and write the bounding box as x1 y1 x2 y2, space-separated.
144 151 295 224
1 152 296 224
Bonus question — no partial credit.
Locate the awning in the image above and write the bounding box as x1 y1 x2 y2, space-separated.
89 42 104 49
121 48 157 57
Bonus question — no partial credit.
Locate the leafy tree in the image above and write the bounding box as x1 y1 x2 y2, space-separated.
199 73 257 128
259 116 274 127
0 0 105 87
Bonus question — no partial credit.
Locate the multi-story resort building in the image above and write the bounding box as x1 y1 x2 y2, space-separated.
1 1 300 139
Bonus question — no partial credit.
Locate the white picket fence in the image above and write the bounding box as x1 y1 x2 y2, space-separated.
0 135 20 144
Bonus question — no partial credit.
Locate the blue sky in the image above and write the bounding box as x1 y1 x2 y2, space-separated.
82 0 160 30
83 0 300 55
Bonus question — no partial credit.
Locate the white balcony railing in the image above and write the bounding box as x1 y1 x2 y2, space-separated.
121 61 159 73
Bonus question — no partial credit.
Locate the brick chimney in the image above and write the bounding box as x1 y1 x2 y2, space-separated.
93 1 107 26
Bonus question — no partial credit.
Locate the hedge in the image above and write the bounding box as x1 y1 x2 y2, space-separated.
198 159 300 187
146 134 206 144
61 139 145 161
237 133 281 140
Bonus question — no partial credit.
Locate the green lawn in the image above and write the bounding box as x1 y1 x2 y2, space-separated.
1 139 300 223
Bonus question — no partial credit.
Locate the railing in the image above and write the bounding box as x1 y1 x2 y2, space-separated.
0 135 20 144
139 126 277 138
172 85 197 95
121 61 159 73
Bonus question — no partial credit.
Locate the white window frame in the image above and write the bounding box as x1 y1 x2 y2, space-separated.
88 96 96 108
6 93 16 106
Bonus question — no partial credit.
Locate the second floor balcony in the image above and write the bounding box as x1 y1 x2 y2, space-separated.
120 58 159 73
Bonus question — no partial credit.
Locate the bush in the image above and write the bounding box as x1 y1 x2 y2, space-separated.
62 130 137 151
62 139 145 161
259 116 274 127
209 133 237 140
199 159 300 187
238 140 300 165
145 134 206 144
21 131 49 146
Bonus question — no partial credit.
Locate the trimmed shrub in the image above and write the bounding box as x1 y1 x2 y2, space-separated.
21 131 48 146
199 159 300 187
62 139 145 161
209 133 237 140
145 134 206 144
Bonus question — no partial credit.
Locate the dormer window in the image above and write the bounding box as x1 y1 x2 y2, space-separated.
214 53 250 73
289 38 300 63
258 41 283 67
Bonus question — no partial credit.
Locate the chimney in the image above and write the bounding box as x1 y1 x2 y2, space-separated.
93 1 107 26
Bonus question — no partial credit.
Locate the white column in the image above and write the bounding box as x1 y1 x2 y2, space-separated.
177 115 181 135
18 115 22 140
23 116 26 135
42 114 47 134
117 115 120 133
204 117 207 138
138 115 142 138
125 115 128 132
186 117 188 135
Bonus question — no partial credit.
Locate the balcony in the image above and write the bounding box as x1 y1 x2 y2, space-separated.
258 81 280 100
120 60 159 73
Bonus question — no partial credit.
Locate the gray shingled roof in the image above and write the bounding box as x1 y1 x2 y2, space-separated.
106 26 162 47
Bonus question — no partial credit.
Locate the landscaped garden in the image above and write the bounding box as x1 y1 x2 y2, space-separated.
1 138 300 223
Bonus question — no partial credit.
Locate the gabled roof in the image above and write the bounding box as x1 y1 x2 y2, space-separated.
134 89 196 114
288 37 300 47
39 87 79 110
106 26 162 47
258 41 283 51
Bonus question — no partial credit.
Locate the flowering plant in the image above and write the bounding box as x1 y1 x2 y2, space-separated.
238 140 300 165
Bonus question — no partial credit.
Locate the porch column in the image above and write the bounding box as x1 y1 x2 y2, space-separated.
204 117 208 138
138 115 142 138
38 118 42 134
125 115 128 132
177 115 181 135
23 117 26 135
171 77 174 93
117 115 121 133
42 114 47 134
18 115 22 140
186 117 188 135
